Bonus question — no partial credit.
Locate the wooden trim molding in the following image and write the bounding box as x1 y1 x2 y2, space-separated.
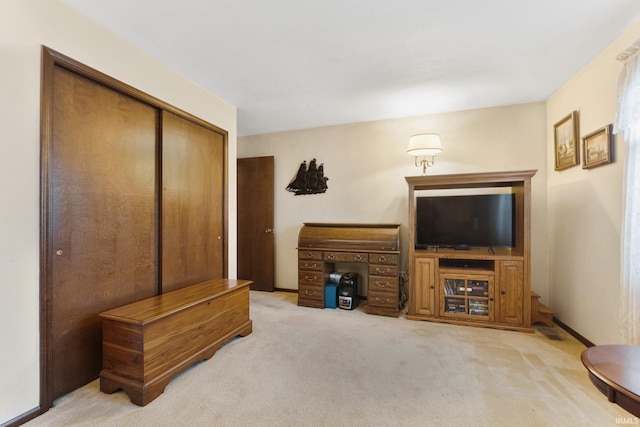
43 48 228 136
553 317 595 348
1 407 42 427
274 287 298 293
39 44 55 418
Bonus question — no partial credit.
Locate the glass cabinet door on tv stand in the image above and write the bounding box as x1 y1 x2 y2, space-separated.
440 273 494 322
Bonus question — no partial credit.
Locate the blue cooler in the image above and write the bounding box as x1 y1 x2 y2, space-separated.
324 283 338 309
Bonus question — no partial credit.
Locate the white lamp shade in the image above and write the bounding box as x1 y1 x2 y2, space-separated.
407 133 442 156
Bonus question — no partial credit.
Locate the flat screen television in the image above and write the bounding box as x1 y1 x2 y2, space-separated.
415 193 515 249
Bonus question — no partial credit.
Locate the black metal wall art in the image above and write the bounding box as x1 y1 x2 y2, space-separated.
286 158 329 195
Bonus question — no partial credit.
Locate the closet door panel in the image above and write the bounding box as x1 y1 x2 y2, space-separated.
162 111 224 292
50 67 158 398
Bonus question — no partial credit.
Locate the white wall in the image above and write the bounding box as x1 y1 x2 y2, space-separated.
546 19 640 345
0 0 237 423
238 102 548 302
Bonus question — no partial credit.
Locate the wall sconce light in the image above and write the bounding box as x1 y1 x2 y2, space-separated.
407 133 442 175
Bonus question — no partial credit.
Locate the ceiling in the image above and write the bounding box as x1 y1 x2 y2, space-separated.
62 0 640 136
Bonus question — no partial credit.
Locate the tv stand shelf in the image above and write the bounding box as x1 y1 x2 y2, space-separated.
406 170 536 332
438 258 494 271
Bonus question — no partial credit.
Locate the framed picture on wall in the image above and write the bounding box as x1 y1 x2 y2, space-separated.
582 124 613 169
554 111 580 171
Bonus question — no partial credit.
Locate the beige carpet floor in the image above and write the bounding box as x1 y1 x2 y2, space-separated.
26 291 627 426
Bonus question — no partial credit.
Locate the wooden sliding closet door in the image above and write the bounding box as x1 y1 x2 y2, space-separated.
162 111 225 292
42 48 229 410
49 67 158 399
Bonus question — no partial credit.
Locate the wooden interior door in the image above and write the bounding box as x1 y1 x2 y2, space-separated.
162 111 225 292
49 66 159 399
237 156 275 291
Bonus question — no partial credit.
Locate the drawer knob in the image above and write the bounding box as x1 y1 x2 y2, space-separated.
354 254 362 261
304 290 317 296
306 252 314 259
375 281 389 288
305 275 317 281
376 297 391 304
327 254 335 260
379 256 387 262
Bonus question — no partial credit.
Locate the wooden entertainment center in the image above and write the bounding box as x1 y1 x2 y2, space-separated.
406 170 536 332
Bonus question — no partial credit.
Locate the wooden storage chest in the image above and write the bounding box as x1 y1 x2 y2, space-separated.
99 278 252 406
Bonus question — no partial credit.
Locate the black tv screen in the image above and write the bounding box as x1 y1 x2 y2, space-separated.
415 194 515 249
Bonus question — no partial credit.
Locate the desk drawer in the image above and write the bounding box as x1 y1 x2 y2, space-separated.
369 275 398 292
298 271 323 285
298 260 323 271
370 254 398 265
368 286 398 309
299 250 323 261
298 278 324 308
369 264 398 277
324 252 368 263
298 283 323 301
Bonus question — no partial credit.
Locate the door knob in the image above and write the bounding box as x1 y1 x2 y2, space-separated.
264 228 273 234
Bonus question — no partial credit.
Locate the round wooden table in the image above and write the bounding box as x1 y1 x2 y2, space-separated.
581 345 640 416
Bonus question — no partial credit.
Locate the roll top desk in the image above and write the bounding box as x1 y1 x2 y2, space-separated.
297 223 401 317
